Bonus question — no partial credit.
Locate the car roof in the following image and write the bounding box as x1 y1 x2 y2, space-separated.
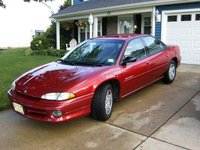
93 34 146 40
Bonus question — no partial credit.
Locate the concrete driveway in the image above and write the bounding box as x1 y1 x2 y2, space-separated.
0 64 200 150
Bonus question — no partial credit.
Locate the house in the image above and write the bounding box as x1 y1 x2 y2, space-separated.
52 0 200 65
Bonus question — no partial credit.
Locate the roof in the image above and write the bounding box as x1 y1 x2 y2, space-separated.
52 0 200 19
52 0 155 18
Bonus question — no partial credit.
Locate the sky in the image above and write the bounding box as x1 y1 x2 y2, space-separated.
0 0 65 48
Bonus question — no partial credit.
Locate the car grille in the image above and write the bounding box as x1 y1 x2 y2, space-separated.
12 90 49 119
24 106 48 118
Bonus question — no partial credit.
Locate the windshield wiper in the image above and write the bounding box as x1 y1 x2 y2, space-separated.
59 59 76 66
75 61 104 66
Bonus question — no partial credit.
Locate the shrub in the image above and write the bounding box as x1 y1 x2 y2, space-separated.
46 49 67 57
30 35 50 51
27 48 68 57
25 48 34 56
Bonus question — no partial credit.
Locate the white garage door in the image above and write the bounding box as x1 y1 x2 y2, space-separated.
164 11 200 65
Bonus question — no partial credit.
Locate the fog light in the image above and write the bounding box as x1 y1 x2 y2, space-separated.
52 110 62 118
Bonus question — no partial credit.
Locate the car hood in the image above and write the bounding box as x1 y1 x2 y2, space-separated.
15 62 107 98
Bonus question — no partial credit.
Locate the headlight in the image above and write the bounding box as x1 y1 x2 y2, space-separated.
41 92 75 101
11 82 16 91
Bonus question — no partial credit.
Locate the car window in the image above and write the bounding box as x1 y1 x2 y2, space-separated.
142 36 166 55
124 38 146 60
62 39 125 66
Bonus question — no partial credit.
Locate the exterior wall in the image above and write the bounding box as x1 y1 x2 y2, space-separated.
73 0 92 5
106 17 118 35
73 0 82 5
155 2 200 39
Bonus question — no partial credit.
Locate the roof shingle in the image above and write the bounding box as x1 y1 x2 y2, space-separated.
53 0 156 18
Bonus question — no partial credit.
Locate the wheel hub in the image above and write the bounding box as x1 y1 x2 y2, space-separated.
105 89 113 115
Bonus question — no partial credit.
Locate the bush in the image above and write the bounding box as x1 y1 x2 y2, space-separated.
46 49 67 57
30 35 50 51
26 48 68 57
25 48 34 56
44 22 71 50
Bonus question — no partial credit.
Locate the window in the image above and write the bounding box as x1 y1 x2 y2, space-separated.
168 16 177 22
181 15 191 21
119 16 133 34
124 38 146 60
196 14 200 21
142 36 166 55
144 16 151 34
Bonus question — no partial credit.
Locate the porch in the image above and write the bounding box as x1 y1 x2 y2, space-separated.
54 6 159 49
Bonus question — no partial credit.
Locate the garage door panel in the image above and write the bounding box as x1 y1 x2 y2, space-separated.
180 28 193 36
167 28 178 35
191 54 200 64
165 11 200 65
179 41 191 48
193 41 200 49
193 27 200 34
181 54 191 64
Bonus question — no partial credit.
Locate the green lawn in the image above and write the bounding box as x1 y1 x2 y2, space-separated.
0 48 58 110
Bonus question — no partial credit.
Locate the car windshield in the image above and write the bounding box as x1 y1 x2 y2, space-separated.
61 39 125 66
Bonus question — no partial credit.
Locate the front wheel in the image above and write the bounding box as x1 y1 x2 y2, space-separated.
163 60 177 84
91 84 113 121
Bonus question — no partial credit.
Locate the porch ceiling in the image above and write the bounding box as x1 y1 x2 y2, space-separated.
52 0 200 21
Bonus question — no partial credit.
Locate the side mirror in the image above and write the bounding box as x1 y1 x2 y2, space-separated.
121 56 137 65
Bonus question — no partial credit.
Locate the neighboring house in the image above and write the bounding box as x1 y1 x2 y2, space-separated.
33 30 45 38
52 0 200 65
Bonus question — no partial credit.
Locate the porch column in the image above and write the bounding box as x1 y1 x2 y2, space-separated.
56 21 60 50
88 14 94 38
152 7 156 36
93 17 98 37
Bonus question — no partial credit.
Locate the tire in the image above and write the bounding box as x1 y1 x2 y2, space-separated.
91 84 113 121
163 60 177 84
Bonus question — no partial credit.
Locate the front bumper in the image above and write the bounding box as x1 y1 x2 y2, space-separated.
8 90 93 122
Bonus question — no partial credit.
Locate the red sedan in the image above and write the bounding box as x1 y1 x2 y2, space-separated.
8 34 181 122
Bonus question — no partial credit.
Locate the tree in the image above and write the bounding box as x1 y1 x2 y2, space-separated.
0 0 6 8
44 1 71 49
0 0 56 8
30 0 71 50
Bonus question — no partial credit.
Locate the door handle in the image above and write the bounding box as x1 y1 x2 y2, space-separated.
166 53 170 57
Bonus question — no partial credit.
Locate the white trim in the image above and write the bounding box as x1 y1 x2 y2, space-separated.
141 13 151 34
55 7 153 22
85 26 87 40
93 17 98 37
71 0 73 5
78 27 80 43
161 8 200 42
56 22 60 50
152 7 156 36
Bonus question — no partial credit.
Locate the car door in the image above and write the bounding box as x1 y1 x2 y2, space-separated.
119 38 151 98
141 36 171 82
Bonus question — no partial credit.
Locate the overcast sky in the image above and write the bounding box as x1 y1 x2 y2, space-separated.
0 0 65 48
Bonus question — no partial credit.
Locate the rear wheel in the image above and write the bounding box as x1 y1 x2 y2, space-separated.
163 60 177 84
92 84 113 121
